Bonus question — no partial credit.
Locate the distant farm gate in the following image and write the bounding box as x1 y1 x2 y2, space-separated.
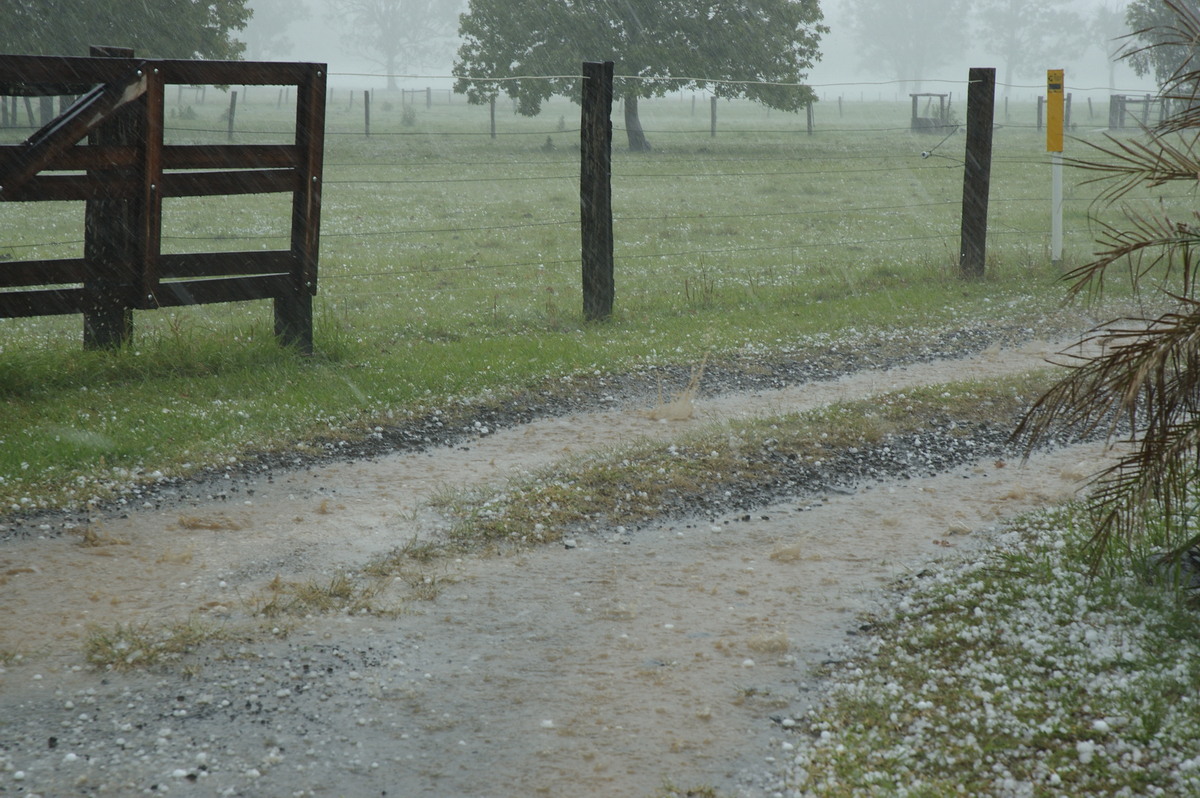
0 48 326 353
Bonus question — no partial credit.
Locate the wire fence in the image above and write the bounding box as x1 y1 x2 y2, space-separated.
0 72 1185 337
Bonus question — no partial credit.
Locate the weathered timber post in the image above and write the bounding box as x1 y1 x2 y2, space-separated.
83 46 142 349
711 96 717 137
489 95 496 139
426 86 432 109
806 101 814 134
1036 95 1043 131
274 64 326 355
580 61 614 322
363 90 370 136
959 67 995 280
227 90 237 140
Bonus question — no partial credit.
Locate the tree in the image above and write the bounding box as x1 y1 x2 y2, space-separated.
0 0 250 60
453 0 828 151
972 0 1088 96
1016 0 1200 568
844 0 967 90
1092 2 1132 91
1125 0 1200 86
242 0 311 61
327 0 462 90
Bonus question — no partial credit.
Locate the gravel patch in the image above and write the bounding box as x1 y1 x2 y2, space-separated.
0 320 1054 543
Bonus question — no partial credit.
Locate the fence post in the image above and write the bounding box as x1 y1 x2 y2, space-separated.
1036 95 1043 132
806 101 814 134
580 60 614 322
275 63 326 356
959 67 995 280
490 95 496 139
364 90 370 136
227 90 237 141
83 45 140 349
710 96 717 137
426 86 432 109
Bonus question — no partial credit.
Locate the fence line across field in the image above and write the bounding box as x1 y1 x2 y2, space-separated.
0 62 1178 351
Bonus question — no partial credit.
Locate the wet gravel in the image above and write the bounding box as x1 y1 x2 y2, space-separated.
0 321 1050 543
0 320 1103 798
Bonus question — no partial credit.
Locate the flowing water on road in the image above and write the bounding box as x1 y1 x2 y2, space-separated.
0 337 1118 796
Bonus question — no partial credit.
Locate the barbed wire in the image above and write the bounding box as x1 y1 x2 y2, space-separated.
328 70 1159 95
4 189 1184 255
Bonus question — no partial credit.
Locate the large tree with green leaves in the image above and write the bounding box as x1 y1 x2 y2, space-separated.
0 0 251 59
1125 0 1200 86
844 0 967 90
452 0 827 151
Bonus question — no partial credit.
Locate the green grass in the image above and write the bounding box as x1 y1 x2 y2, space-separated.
784 505 1200 796
437 373 1055 547
82 617 227 672
0 93 1178 511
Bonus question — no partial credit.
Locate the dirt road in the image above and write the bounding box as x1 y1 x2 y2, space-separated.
0 337 1115 797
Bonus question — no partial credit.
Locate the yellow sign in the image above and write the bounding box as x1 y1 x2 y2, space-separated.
1047 69 1064 152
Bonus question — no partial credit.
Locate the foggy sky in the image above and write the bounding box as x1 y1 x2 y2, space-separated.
257 0 1156 97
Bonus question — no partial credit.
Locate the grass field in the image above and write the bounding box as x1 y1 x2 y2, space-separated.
0 86 1181 511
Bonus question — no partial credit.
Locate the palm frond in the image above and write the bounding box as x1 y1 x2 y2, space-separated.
1062 209 1200 300
1015 301 1200 566
1064 133 1200 202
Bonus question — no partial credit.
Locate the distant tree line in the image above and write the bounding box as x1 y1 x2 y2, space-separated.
1 0 251 60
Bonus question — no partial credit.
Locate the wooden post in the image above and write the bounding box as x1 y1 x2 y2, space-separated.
1065 92 1072 129
83 46 140 349
959 67 995 280
426 86 432 109
580 61 614 322
490 95 496 139
911 94 919 131
1036 95 1043 132
363 90 370 136
276 63 326 355
838 95 843 117
710 96 717 137
806 101 814 134
227 90 237 140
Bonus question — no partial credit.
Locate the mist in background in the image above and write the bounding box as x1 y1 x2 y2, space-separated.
242 0 1157 99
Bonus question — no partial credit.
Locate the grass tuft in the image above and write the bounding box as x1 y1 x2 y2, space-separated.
83 618 226 672
246 573 400 618
439 373 1054 548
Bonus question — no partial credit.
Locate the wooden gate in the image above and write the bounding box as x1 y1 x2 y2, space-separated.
0 49 326 353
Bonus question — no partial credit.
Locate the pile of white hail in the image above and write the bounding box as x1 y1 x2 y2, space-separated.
778 511 1200 797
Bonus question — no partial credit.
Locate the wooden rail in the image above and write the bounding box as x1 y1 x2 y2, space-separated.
0 50 326 353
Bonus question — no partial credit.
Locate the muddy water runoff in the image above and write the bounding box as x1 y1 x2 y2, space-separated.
0 338 1118 796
